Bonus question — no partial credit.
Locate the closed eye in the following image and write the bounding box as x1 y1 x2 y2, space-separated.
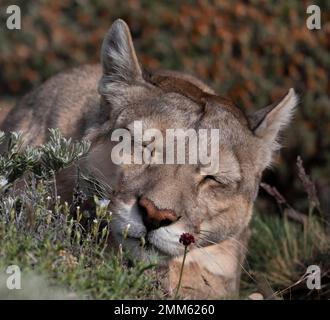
203 175 240 191
204 175 227 186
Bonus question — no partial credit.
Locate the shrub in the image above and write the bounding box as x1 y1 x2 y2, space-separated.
0 130 159 299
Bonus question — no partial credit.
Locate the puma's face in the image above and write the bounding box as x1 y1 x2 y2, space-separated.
88 20 297 261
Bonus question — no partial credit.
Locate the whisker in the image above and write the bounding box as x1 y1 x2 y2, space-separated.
197 234 256 283
199 230 250 256
192 242 227 277
227 235 250 254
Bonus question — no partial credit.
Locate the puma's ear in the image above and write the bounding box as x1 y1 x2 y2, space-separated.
100 19 142 83
248 88 298 164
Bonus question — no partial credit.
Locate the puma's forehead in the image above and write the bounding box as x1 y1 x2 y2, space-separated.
119 68 250 135
143 69 215 95
143 69 248 126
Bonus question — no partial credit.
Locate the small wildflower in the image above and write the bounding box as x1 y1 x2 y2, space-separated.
101 226 108 239
0 177 8 188
99 199 110 208
118 243 123 261
76 206 82 222
175 232 195 299
140 236 146 248
63 201 69 214
93 219 98 224
75 231 81 243
123 224 131 239
46 211 52 224
46 196 51 201
179 232 195 246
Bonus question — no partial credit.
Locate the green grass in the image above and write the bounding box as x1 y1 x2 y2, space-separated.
0 129 329 299
0 130 161 299
0 178 161 299
241 211 330 299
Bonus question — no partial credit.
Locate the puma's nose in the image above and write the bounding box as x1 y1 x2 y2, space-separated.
139 197 178 231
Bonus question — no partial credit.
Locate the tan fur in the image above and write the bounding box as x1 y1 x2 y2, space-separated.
0 19 297 299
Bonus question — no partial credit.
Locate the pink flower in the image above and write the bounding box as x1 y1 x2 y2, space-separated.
179 233 195 246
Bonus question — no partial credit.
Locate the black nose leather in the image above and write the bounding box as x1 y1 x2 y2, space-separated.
138 197 178 231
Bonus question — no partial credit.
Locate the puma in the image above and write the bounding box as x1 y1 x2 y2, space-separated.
1 19 297 299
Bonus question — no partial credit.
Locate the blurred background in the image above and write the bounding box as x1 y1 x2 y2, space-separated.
0 0 329 216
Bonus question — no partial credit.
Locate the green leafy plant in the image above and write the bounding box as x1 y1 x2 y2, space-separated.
0 130 159 299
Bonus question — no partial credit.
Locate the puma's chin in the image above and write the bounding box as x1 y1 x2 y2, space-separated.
111 200 187 258
115 226 186 262
147 226 186 257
